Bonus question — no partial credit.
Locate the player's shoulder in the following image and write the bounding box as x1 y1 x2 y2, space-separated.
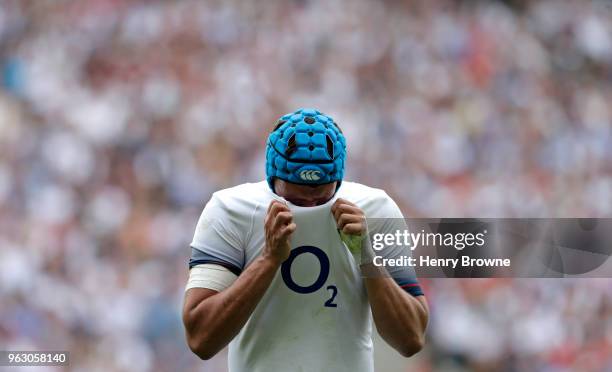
212 181 268 200
338 181 403 218
338 181 391 203
210 181 270 208
200 181 270 226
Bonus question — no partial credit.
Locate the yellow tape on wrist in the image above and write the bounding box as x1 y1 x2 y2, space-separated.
340 231 365 255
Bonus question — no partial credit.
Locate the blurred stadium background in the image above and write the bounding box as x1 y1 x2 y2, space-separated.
0 0 611 371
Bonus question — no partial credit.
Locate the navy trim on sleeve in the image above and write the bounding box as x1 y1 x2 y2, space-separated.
189 246 244 276
189 258 243 276
395 279 424 297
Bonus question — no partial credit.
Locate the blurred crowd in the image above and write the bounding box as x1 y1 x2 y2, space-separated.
0 0 610 371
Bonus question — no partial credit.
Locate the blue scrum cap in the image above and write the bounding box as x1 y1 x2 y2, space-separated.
265 108 346 191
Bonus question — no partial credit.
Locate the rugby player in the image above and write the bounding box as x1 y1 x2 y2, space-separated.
183 108 428 372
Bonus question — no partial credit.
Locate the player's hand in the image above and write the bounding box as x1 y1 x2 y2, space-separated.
262 200 296 265
331 198 366 236
332 198 375 265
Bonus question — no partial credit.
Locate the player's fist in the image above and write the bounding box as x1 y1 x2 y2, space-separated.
262 200 296 264
332 198 374 265
331 198 366 236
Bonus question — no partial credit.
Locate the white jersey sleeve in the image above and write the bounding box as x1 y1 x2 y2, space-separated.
341 183 424 297
368 193 423 297
190 192 252 276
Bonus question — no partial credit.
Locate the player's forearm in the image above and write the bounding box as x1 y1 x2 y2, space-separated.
185 255 280 359
364 275 428 357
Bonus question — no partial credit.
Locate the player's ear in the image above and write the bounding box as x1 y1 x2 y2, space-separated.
272 178 284 194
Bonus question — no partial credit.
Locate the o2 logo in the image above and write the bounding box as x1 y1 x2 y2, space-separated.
281 246 338 308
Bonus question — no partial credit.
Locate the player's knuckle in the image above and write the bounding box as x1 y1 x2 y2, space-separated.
342 214 355 224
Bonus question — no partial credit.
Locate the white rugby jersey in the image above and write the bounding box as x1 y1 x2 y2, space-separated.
189 181 423 372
